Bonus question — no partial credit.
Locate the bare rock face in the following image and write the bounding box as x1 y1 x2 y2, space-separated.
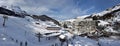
0 6 29 18
0 7 15 15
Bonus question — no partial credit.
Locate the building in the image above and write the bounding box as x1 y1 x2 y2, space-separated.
61 17 98 35
46 27 61 30
74 20 97 35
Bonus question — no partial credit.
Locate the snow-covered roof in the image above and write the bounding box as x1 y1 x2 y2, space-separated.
59 35 66 39
98 20 109 26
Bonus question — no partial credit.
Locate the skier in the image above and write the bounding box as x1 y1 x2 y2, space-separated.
20 42 22 46
16 40 18 43
25 41 28 46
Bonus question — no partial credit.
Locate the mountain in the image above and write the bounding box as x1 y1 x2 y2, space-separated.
0 5 100 46
0 5 29 18
86 4 120 20
86 4 120 33
63 4 120 36
0 13 98 46
32 15 60 26
0 5 60 25
1 4 120 46
10 5 24 14
10 5 30 17
0 7 15 15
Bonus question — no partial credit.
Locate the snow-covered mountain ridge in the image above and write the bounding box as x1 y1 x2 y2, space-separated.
64 4 120 33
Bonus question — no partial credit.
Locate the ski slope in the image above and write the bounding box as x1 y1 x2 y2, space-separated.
0 15 120 46
0 15 98 46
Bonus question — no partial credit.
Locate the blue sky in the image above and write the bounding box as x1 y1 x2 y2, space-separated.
0 0 120 20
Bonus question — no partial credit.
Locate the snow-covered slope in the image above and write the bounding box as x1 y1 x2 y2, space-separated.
98 38 120 46
0 14 100 46
0 14 62 46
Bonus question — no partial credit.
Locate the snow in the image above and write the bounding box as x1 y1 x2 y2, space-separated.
66 15 91 23
109 36 120 39
98 38 120 46
1 3 120 46
75 15 92 21
98 20 109 26
0 15 101 46
10 5 23 13
59 35 66 39
63 32 74 39
0 8 120 46
77 15 90 19
92 4 120 17
69 36 98 46
104 26 117 33
0 15 63 46
62 4 120 46
66 19 75 22
2 38 6 40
